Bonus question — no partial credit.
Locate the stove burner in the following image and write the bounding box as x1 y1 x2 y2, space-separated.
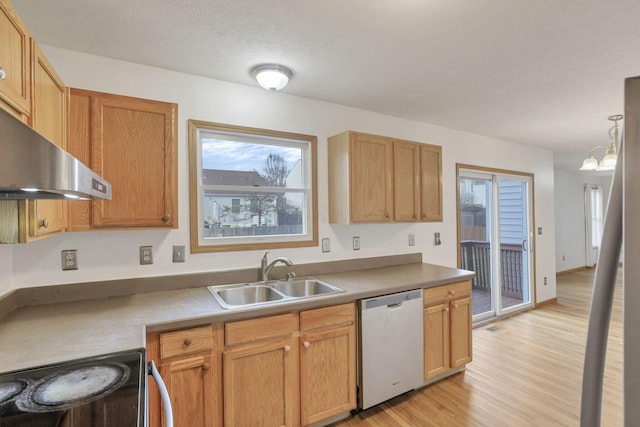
16 362 130 413
0 380 27 406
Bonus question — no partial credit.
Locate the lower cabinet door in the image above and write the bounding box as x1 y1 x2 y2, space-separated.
161 354 215 427
424 302 450 379
450 296 473 368
300 326 356 426
223 338 298 427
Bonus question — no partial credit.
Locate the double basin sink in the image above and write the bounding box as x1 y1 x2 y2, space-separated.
208 277 344 309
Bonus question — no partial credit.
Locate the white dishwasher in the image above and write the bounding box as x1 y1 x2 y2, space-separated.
359 289 424 410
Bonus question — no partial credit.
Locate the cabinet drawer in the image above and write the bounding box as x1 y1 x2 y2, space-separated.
160 325 213 360
225 313 295 346
300 303 355 332
424 281 471 306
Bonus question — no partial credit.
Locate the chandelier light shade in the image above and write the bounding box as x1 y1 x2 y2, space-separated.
251 64 293 91
579 114 623 171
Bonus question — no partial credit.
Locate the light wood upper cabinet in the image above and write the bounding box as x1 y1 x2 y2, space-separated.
67 88 178 229
0 0 30 116
420 143 443 221
0 38 66 244
25 42 67 240
328 130 442 224
328 131 393 223
423 280 473 380
393 140 421 222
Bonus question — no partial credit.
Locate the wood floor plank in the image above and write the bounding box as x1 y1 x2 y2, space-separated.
329 268 622 426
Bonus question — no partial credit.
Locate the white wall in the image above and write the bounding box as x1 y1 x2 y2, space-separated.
554 168 612 272
3 46 557 303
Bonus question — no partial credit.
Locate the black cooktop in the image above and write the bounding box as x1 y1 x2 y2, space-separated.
0 349 145 427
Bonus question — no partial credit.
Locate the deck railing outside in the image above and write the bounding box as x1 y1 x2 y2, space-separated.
460 240 524 299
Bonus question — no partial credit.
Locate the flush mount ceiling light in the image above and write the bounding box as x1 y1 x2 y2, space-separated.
251 64 293 91
579 114 623 171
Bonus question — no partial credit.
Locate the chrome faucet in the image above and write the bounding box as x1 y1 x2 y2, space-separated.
261 251 294 283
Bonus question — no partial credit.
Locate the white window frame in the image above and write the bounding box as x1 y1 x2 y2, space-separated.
188 120 318 253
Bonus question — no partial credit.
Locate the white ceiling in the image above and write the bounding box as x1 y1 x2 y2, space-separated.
12 0 640 171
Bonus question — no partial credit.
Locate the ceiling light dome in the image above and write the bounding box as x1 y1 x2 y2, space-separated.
251 64 293 91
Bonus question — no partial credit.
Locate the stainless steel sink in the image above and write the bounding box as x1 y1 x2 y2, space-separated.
271 278 342 298
215 285 284 308
208 277 343 309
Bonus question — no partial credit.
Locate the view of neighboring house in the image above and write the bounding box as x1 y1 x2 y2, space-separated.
202 167 303 237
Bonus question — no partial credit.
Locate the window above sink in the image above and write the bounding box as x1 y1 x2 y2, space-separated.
188 120 318 253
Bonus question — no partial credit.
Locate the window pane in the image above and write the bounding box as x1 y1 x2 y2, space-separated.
189 120 317 252
201 138 303 187
202 191 305 238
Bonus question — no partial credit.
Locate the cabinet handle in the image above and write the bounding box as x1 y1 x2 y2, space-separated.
162 213 171 223
303 341 310 348
284 345 291 352
0 68 5 80
202 362 210 371
183 338 192 346
40 218 49 229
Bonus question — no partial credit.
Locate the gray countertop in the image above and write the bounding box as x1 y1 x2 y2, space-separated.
0 262 473 373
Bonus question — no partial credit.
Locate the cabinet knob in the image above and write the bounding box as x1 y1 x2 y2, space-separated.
452 303 459 309
183 338 192 346
303 341 310 348
162 214 171 223
0 68 5 80
202 362 210 371
40 218 49 229
448 290 456 296
284 345 291 352
444 306 449 312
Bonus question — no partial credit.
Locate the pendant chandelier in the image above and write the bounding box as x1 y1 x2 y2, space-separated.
579 115 623 171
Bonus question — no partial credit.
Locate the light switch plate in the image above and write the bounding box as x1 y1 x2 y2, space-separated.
408 233 415 246
353 236 360 250
321 238 330 253
172 245 185 263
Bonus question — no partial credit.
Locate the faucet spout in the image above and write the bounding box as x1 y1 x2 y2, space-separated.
260 252 294 282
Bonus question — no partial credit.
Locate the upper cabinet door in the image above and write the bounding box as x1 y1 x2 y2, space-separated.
67 88 178 229
349 132 393 223
420 143 443 222
393 140 421 222
0 0 30 115
27 42 67 239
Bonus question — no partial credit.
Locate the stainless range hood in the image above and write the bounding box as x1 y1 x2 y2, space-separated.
0 107 111 200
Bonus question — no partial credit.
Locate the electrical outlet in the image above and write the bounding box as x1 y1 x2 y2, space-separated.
434 232 441 246
61 250 78 271
172 245 185 263
562 255 566 261
140 246 153 265
544 276 548 285
408 233 415 246
321 238 330 253
353 236 360 250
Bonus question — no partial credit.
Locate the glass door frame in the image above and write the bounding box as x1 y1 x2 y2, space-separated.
456 164 536 324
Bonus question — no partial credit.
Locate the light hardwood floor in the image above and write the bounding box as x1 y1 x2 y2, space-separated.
330 268 623 426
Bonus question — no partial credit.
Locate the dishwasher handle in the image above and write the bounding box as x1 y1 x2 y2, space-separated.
362 289 422 310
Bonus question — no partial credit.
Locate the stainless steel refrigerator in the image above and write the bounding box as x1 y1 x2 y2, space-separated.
581 75 640 426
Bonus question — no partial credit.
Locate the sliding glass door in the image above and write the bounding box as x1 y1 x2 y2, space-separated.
458 168 534 322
